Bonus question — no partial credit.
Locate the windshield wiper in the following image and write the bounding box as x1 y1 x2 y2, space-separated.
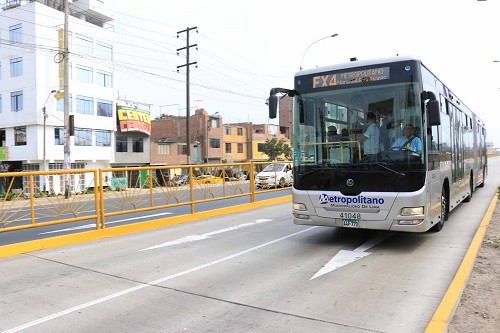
299 165 335 177
373 162 405 178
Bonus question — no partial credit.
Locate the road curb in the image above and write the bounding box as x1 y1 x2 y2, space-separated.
0 195 292 259
425 193 498 332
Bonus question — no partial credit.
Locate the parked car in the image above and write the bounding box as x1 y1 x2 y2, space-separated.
255 163 293 188
169 174 188 186
192 174 224 185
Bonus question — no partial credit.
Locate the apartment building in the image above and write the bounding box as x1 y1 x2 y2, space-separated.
0 0 116 180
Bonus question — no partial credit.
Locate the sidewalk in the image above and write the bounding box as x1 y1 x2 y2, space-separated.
448 194 500 332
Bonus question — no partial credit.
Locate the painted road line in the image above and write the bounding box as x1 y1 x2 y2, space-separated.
140 218 273 251
311 231 395 280
38 212 174 235
1 226 316 333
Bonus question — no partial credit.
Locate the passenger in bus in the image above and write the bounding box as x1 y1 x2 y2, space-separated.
391 124 422 153
327 126 343 142
362 112 380 158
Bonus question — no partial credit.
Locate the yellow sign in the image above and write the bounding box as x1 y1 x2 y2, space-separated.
58 29 64 90
116 106 151 135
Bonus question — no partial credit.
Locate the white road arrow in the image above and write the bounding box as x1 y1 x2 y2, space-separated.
311 231 395 280
140 218 273 251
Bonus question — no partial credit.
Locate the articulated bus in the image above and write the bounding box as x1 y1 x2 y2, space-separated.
268 55 487 232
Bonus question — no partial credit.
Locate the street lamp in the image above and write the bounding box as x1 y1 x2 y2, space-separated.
206 111 219 163
41 89 56 194
42 90 57 171
300 33 339 71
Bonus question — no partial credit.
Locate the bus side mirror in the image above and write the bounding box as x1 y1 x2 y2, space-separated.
268 95 278 119
427 99 441 126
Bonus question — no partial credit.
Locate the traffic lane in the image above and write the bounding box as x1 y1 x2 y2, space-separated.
0 190 291 246
1 206 382 333
1 195 493 333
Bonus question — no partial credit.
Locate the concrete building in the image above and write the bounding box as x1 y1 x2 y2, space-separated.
0 0 115 190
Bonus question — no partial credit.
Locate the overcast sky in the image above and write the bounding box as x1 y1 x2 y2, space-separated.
106 0 500 146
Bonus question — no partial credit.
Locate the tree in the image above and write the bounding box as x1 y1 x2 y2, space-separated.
260 138 292 161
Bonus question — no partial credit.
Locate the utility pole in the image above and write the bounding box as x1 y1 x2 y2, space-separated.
177 27 197 164
63 0 71 197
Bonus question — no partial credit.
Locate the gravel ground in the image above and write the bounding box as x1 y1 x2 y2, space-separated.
448 198 500 332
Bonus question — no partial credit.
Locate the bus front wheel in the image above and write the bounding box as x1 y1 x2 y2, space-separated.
432 186 448 232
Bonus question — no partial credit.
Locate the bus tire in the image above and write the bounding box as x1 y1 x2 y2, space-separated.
432 186 448 232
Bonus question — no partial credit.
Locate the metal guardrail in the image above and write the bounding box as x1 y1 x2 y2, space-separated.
0 161 293 233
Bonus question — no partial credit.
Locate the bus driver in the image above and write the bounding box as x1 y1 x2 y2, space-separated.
391 124 422 153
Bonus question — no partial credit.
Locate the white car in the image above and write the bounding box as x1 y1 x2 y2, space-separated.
255 163 293 188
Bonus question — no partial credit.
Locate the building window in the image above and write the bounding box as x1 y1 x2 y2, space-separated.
74 128 92 146
11 91 23 112
133 137 144 152
75 65 93 83
97 99 112 117
209 138 220 148
225 126 231 135
178 144 187 155
95 42 113 60
96 70 112 87
225 142 231 153
95 130 111 146
9 24 22 43
73 34 93 55
237 127 243 136
209 118 218 129
116 136 127 152
76 95 94 115
56 93 72 112
14 126 26 146
10 57 22 77
237 143 243 153
257 143 265 152
158 143 170 155
54 127 64 145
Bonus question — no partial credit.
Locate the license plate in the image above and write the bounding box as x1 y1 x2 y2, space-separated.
342 219 359 228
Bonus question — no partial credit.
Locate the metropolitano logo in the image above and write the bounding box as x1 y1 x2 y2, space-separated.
319 194 330 204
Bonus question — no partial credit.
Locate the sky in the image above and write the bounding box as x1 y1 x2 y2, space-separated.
106 0 500 147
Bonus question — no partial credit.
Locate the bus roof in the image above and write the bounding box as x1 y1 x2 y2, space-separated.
296 55 422 76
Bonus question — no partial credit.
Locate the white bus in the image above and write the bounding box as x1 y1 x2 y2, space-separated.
268 56 487 232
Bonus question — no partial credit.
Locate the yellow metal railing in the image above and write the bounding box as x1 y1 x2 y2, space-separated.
0 161 292 233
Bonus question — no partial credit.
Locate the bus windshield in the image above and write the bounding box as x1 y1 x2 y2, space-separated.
292 80 426 193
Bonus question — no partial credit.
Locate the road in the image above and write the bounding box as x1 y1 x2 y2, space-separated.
0 188 289 246
0 158 498 332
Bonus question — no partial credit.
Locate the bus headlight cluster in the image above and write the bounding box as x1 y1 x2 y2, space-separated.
293 203 308 220
400 207 424 215
293 203 307 211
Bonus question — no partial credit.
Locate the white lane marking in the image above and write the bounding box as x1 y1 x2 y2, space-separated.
311 231 395 280
2 226 317 333
140 219 273 251
38 212 173 235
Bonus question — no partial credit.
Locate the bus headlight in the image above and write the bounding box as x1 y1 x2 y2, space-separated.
293 203 307 211
401 207 424 215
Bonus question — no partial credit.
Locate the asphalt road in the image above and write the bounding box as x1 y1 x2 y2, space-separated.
0 159 498 333
0 189 289 246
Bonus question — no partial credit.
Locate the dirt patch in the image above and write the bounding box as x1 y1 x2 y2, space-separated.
448 201 500 332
